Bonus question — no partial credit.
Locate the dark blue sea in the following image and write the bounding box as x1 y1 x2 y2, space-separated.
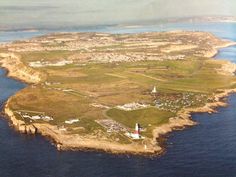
0 23 236 177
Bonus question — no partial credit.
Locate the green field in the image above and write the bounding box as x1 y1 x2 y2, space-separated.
106 107 175 137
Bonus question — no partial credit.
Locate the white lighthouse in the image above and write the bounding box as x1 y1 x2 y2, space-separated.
132 123 141 139
125 123 144 139
151 86 157 94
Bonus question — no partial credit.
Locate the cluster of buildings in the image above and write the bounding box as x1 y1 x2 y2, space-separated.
116 102 149 111
96 119 128 133
96 119 145 140
155 92 206 112
16 111 53 121
29 60 73 68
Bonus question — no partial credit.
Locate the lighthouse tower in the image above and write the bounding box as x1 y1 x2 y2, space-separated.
132 123 141 139
151 86 157 94
125 123 144 139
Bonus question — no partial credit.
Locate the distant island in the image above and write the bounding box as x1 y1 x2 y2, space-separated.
116 16 236 29
168 16 236 23
0 31 236 155
1 16 236 33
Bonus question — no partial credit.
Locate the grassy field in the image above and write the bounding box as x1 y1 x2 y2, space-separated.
106 107 175 138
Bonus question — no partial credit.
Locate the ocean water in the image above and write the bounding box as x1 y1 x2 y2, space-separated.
0 23 236 177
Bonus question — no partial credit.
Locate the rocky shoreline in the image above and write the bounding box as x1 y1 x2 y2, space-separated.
203 40 236 58
4 99 161 155
1 33 236 155
0 53 43 84
4 78 236 155
153 88 236 143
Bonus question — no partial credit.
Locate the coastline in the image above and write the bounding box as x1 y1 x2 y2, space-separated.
152 40 236 150
0 53 43 84
3 100 162 155
152 88 236 144
204 40 236 58
1 33 236 156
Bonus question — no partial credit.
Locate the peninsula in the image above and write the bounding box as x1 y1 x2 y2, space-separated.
0 31 236 155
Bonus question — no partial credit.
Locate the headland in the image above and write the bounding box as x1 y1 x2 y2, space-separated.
1 31 236 155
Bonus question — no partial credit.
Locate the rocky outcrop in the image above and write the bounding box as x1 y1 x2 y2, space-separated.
0 53 43 84
4 101 37 134
33 122 162 154
204 41 236 58
0 53 42 133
